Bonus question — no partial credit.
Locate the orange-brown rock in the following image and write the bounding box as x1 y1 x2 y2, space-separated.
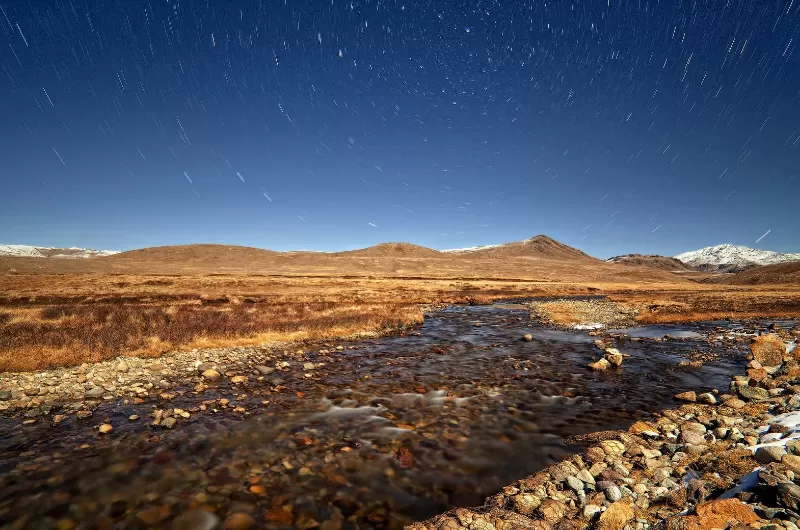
750 334 786 366
675 498 762 530
596 501 634 530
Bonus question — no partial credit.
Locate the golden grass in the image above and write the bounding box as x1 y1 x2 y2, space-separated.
1 273 799 372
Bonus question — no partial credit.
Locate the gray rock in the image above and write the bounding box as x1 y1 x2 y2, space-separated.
597 481 622 502
0 390 11 401
256 365 275 375
737 385 770 401
583 504 602 519
85 386 105 399
566 475 584 493
755 445 787 464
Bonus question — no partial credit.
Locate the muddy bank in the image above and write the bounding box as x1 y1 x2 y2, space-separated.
0 303 786 529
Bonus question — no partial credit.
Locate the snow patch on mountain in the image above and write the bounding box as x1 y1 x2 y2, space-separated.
675 244 800 272
0 244 119 259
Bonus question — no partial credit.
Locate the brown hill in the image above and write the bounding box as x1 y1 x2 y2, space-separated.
447 235 594 260
607 254 695 272
334 242 441 258
0 237 692 283
706 261 800 285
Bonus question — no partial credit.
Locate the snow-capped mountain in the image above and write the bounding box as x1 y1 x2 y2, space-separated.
675 244 800 273
0 244 119 259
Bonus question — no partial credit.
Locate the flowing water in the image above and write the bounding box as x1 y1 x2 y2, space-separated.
0 303 766 529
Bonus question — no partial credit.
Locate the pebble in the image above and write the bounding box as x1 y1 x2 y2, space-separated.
522 333 533 342
172 509 220 530
202 369 221 380
98 423 113 434
161 417 177 429
223 512 257 530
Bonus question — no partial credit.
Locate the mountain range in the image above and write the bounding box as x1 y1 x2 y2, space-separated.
2 238 798 284
0 244 119 259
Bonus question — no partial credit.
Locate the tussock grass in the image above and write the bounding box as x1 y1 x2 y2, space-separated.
0 300 422 372
1 273 799 372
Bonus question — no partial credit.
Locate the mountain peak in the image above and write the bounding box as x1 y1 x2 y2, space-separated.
675 244 800 272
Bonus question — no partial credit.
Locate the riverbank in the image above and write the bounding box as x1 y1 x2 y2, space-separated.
409 327 800 530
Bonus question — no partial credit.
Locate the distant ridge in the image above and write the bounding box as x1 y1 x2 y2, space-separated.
707 261 800 285
0 244 118 259
607 254 695 272
675 244 800 273
444 235 594 260
335 242 441 258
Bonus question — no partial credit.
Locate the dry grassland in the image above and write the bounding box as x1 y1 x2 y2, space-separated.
1 272 799 372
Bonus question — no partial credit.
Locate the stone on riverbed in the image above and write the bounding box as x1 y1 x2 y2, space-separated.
750 334 786 367
737 384 770 401
522 333 533 342
588 358 611 371
603 348 623 367
676 391 697 402
201 369 221 381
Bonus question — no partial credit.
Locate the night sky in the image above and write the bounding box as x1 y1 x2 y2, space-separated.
1 0 798 258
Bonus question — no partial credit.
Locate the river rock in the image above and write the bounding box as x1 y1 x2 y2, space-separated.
223 512 257 530
173 509 220 530
603 348 623 367
596 501 633 530
536 499 567 523
778 482 800 511
750 334 786 367
512 493 541 515
202 369 221 381
755 445 786 464
98 423 113 434
161 417 177 429
737 385 770 401
256 365 275 375
588 358 611 371
697 392 717 405
600 440 625 457
676 391 697 402
116 360 129 373
781 453 800 472
594 339 606 350
597 481 622 502
85 387 105 399
565 475 584 493
522 333 533 342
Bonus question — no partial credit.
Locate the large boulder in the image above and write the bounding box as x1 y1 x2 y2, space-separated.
750 334 786 367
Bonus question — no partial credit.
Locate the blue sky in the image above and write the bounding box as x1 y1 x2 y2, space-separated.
1 0 798 259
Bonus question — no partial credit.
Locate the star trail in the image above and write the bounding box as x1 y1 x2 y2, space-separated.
1 0 798 255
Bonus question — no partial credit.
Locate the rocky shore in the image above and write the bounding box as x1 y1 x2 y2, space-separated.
409 328 800 530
